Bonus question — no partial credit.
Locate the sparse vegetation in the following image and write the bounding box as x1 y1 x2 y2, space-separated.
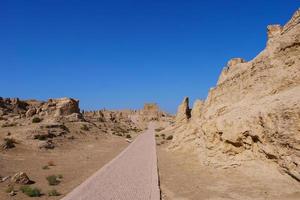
155 127 165 132
166 135 173 140
1 122 17 127
32 117 42 123
5 185 15 193
0 116 6 121
80 124 89 131
114 127 128 134
46 175 60 186
34 134 47 140
20 185 41 197
48 189 61 196
61 124 69 132
2 138 16 149
126 134 132 139
67 135 75 140
130 127 142 132
42 165 49 170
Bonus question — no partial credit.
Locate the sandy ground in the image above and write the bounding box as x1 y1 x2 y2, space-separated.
157 147 300 200
0 134 128 200
2 122 300 200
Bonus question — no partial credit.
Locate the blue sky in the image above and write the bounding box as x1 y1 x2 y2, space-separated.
0 1 298 113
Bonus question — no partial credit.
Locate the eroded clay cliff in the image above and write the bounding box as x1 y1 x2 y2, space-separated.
168 9 300 181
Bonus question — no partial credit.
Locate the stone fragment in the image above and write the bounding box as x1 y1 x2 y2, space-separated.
11 172 31 184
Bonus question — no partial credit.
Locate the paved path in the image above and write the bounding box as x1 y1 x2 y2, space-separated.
62 123 160 200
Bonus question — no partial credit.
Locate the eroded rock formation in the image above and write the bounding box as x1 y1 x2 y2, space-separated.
190 99 204 120
84 103 172 133
0 97 82 121
168 9 300 181
175 97 191 123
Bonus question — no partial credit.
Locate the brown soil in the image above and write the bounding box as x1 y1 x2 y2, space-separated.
0 133 128 199
157 147 300 200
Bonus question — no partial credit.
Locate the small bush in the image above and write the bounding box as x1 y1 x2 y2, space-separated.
67 136 75 140
20 185 41 197
42 165 49 170
46 175 60 186
0 116 6 121
48 189 61 196
166 135 173 140
155 134 159 137
80 124 89 131
32 117 42 123
2 123 17 127
5 185 14 193
114 127 127 134
34 134 47 140
126 134 131 139
3 138 16 149
155 127 165 132
131 127 142 132
61 124 69 132
57 174 63 179
116 133 123 136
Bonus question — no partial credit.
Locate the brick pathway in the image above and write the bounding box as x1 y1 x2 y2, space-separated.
62 123 160 200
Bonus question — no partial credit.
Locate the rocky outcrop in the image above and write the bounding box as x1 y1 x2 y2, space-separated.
38 97 80 117
10 172 31 184
0 97 82 121
267 25 282 40
217 58 247 85
282 9 300 33
83 103 172 133
0 98 29 116
175 97 191 123
169 9 300 181
38 140 55 149
191 99 204 120
25 108 36 118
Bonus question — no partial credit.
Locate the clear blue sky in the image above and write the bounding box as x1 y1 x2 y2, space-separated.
0 1 298 113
